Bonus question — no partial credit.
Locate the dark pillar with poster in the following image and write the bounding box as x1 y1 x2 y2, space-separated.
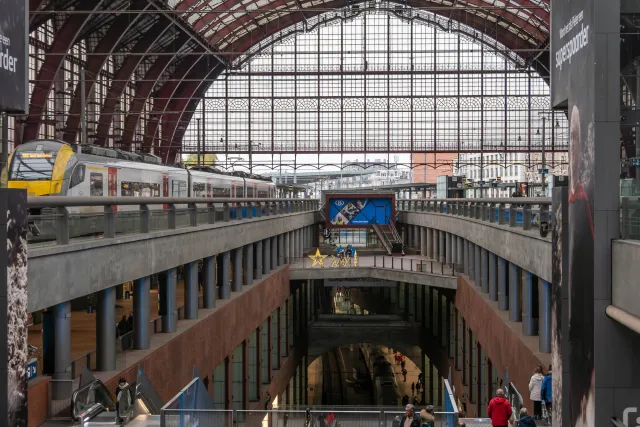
0 190 28 426
550 2 638 427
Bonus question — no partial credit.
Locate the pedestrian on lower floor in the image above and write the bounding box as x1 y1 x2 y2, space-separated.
401 360 406 370
517 408 537 427
487 389 512 427
402 368 408 382
411 382 415 394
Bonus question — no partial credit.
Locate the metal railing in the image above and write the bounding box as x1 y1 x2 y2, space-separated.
290 255 455 276
71 378 115 422
159 408 459 427
398 197 552 235
27 197 319 246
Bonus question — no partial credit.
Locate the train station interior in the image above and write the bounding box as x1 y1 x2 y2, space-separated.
0 0 640 427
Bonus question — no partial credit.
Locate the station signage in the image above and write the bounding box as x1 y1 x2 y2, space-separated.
0 0 28 112
27 359 37 381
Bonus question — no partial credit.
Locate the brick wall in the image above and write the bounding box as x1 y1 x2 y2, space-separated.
454 274 545 412
103 266 293 402
28 376 50 427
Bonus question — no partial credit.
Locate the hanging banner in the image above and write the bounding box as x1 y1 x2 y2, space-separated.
325 194 395 228
0 0 28 112
551 2 595 427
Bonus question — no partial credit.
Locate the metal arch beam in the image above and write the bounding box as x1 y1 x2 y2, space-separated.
226 0 536 60
216 0 545 54
63 0 152 145
119 34 192 148
22 0 106 143
196 0 546 48
162 65 225 158
94 19 172 146
142 55 208 154
29 0 48 30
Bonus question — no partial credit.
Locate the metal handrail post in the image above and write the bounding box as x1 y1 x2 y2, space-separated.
140 204 149 233
167 204 176 229
56 206 69 244
188 203 198 226
104 205 116 238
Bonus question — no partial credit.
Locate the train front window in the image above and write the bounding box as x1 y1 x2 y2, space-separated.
10 151 58 180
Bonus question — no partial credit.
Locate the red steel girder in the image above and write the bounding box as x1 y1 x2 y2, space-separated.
227 0 539 61
63 0 151 145
119 35 194 147
94 20 172 146
141 55 207 153
162 65 224 157
29 0 48 30
23 0 106 143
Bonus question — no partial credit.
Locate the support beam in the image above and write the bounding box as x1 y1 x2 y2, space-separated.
218 251 231 299
96 286 116 371
184 261 198 320
233 247 243 293
203 256 216 308
243 244 254 287
160 268 178 333
133 276 150 350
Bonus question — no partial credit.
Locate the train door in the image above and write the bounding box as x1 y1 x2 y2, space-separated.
108 167 118 211
162 174 169 209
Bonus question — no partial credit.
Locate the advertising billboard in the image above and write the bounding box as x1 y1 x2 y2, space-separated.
0 0 28 112
326 195 394 228
551 2 595 427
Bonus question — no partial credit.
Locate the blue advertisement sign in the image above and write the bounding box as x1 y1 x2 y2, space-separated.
328 197 393 226
27 359 36 381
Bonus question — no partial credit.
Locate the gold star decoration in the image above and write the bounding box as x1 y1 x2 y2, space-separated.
353 249 358 267
308 248 328 268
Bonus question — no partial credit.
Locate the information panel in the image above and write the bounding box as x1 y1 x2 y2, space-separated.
0 0 28 112
326 195 394 227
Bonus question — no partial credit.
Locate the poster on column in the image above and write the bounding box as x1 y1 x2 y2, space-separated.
551 1 595 427
0 189 28 426
0 0 28 112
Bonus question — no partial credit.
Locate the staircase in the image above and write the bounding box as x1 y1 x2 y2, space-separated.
373 223 404 255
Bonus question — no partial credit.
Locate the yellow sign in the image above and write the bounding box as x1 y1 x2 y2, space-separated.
20 152 53 159
308 248 328 267
309 249 358 268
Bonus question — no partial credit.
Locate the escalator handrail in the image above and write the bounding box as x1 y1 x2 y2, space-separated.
71 379 115 421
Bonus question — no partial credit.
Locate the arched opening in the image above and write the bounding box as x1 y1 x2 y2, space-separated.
181 4 566 193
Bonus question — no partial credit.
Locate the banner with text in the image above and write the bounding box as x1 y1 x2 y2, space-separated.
0 0 28 112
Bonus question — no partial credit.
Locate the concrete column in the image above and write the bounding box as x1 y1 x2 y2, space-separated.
243 244 254 287
233 247 243 292
218 251 231 299
538 279 551 353
255 240 263 280
203 256 216 308
433 230 439 261
488 252 497 301
509 262 521 322
474 244 481 285
456 236 464 273
420 227 427 256
263 238 270 275
439 231 446 263
184 261 198 319
133 276 150 350
415 225 421 249
463 239 469 274
298 229 304 257
445 232 452 265
96 286 116 371
481 248 489 293
50 302 71 381
450 233 457 267
426 228 433 258
284 232 291 264
498 257 508 311
271 236 277 271
161 268 178 333
278 234 284 266
521 271 538 336
468 242 474 281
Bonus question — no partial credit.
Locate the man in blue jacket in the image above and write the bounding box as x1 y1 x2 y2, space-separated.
540 365 552 410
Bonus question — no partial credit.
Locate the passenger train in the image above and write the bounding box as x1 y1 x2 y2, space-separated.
4 140 277 205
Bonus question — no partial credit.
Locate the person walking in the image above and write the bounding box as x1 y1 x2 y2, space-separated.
540 365 552 421
411 382 416 395
399 404 421 427
419 405 436 427
517 408 537 427
402 368 408 382
487 389 512 427
528 366 545 419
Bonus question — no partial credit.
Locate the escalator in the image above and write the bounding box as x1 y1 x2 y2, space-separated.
70 367 163 426
373 223 404 255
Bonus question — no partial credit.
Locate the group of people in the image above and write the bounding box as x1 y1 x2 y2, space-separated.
397 404 467 427
528 365 552 420
116 312 134 338
335 244 355 258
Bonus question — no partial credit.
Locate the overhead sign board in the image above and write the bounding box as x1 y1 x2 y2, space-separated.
538 168 550 174
326 194 394 228
631 157 640 167
0 0 28 112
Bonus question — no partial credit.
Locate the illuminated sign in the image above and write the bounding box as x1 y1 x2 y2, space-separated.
308 248 359 268
27 359 36 381
19 152 53 159
327 197 393 227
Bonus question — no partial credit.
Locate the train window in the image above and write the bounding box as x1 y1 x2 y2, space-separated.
257 188 269 198
206 183 212 197
69 165 86 189
152 183 160 197
141 183 153 197
193 182 206 197
211 187 231 198
236 186 244 198
121 182 134 197
10 150 58 180
172 180 187 197
89 173 103 196
246 186 254 198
